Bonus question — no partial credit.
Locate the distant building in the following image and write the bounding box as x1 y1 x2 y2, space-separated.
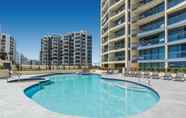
20 54 30 65
15 51 20 64
0 33 16 64
16 52 40 65
30 60 40 65
40 31 92 67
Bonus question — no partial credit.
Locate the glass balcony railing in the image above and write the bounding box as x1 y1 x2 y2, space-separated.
109 44 124 50
140 0 153 4
140 20 164 33
140 3 164 19
168 11 186 25
139 38 165 47
168 32 186 42
110 5 125 17
110 0 120 7
110 56 125 61
139 53 165 60
102 16 109 26
109 51 125 61
168 0 184 9
103 59 108 62
111 30 125 39
102 38 108 44
111 18 125 28
103 49 108 53
168 61 186 68
102 27 108 34
168 50 186 59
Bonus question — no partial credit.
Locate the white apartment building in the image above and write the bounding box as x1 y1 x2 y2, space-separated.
0 33 16 64
101 0 186 71
40 31 92 67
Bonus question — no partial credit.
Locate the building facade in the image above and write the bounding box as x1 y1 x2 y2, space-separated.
101 0 131 70
40 31 92 67
0 33 16 64
101 0 186 71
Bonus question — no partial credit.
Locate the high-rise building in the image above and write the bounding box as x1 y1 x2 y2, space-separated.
40 31 92 67
101 0 130 70
101 0 186 71
0 33 16 64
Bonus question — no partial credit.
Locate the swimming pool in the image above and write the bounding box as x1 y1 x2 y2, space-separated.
24 74 160 118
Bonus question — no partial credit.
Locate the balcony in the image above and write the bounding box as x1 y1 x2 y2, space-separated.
168 0 184 9
140 20 164 33
102 26 109 35
168 50 186 59
110 0 120 7
109 42 124 50
168 28 186 44
110 5 125 17
109 21 125 32
102 30 109 38
131 56 139 62
109 0 124 11
138 53 165 63
110 29 125 39
110 5 125 21
102 0 108 12
138 3 164 25
139 53 164 60
138 24 164 38
139 3 164 20
167 0 186 14
102 36 108 44
102 58 108 62
168 10 186 25
108 56 125 63
138 36 165 50
131 43 139 49
102 16 109 27
134 0 163 14
139 46 165 62
138 12 164 25
138 43 165 50
109 51 125 62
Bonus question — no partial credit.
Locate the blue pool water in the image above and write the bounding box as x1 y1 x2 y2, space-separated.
24 74 159 118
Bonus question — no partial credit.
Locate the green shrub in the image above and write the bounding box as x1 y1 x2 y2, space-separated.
0 65 4 69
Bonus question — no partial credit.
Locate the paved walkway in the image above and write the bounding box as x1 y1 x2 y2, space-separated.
0 74 186 118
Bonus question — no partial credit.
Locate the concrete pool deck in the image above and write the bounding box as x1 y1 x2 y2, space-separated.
0 73 186 118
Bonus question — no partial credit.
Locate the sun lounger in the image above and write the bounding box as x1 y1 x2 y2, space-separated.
131 71 137 77
151 72 160 79
173 73 185 81
124 71 130 77
163 73 173 80
107 70 113 74
128 71 133 77
143 72 150 79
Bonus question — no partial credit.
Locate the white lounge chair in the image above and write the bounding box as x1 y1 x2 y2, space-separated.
163 73 173 80
151 72 160 79
173 73 185 81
